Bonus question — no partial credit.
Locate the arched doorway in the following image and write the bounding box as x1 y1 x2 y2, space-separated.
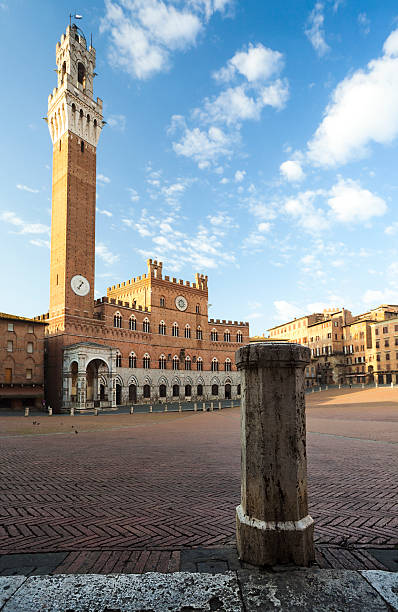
116 383 122 405
225 383 231 399
85 358 109 405
211 384 219 396
173 384 179 398
185 384 192 398
143 384 151 399
159 384 167 398
129 384 137 403
237 384 241 396
197 384 203 396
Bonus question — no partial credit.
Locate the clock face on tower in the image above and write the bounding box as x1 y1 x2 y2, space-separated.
71 275 90 296
175 295 188 311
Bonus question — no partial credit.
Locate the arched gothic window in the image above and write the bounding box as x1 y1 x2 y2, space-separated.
115 352 122 367
172 322 179 337
211 384 219 396
129 316 136 331
225 358 232 372
129 353 136 368
237 332 243 343
196 326 203 340
114 312 122 328
172 355 179 370
159 321 166 335
211 358 219 372
224 330 231 342
184 356 191 371
77 62 86 87
143 354 151 369
143 318 150 333
159 355 166 369
211 329 218 342
196 357 203 371
184 325 191 339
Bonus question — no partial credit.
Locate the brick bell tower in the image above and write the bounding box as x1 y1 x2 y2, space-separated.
47 23 103 323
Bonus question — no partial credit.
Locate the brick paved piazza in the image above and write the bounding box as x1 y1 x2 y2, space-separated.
0 388 397 572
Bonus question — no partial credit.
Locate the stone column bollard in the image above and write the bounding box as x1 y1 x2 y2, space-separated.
338 384 341 389
325 385 328 390
375 382 378 388
70 406 75 416
362 383 365 389
318 386 322 392
165 404 168 412
194 402 197 412
178 404 182 412
48 405 52 416
202 402 206 412
218 401 222 410
130 406 134 414
149 405 153 413
210 401 214 411
235 342 314 567
94 408 98 416
312 387 315 393
391 382 394 388
24 406 29 417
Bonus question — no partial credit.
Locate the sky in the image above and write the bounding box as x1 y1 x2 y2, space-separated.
1 0 398 334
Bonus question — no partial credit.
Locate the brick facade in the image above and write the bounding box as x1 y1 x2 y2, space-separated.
0 314 47 410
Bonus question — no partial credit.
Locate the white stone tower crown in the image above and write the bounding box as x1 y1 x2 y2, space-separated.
47 24 103 147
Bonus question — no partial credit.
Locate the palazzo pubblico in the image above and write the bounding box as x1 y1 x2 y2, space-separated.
30 24 249 412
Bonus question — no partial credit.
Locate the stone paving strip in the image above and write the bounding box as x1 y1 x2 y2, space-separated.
0 569 397 611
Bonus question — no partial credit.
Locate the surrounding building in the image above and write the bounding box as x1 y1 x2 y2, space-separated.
27 23 248 413
0 313 47 410
268 305 398 386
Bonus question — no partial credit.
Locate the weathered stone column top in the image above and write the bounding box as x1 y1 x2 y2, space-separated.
236 342 310 369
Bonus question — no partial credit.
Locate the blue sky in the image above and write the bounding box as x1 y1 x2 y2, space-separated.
1 0 398 334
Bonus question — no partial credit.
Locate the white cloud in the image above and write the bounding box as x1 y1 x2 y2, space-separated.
97 174 111 184
171 41 287 166
220 177 229 184
235 170 245 182
29 239 50 248
385 221 398 236
16 184 39 194
358 12 370 36
96 242 120 265
213 42 284 83
327 178 387 223
197 81 288 126
172 122 235 167
273 300 302 323
305 2 330 57
107 114 126 131
189 0 234 21
283 190 329 233
363 288 398 306
101 0 203 80
97 208 113 217
258 222 271 232
0 211 49 235
307 28 398 167
127 188 140 202
280 160 305 182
